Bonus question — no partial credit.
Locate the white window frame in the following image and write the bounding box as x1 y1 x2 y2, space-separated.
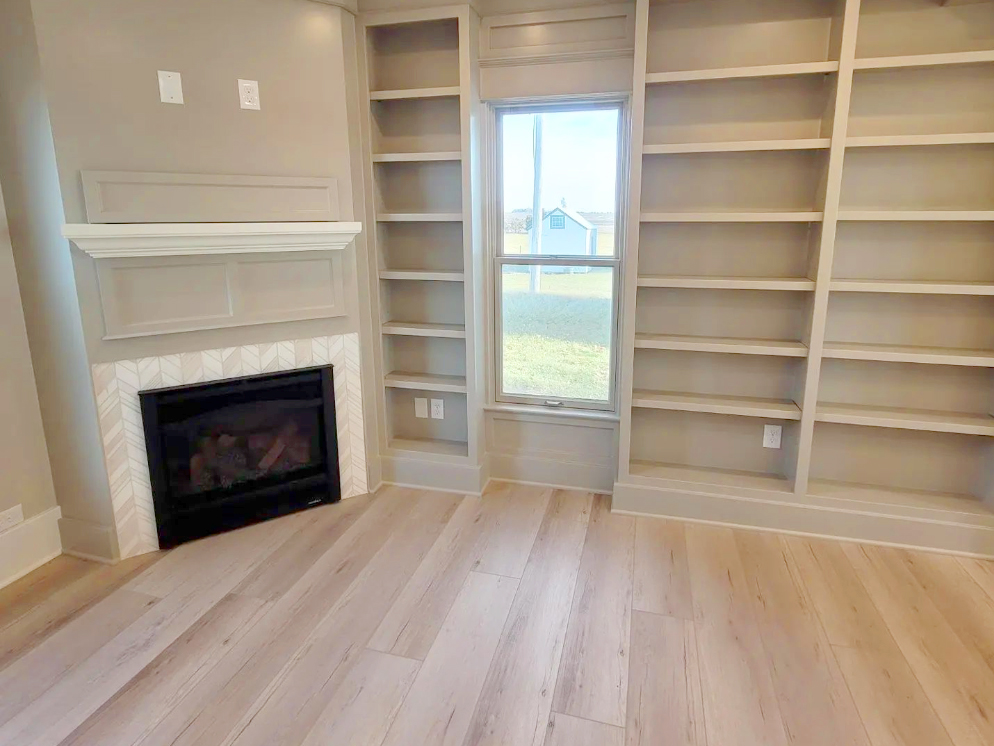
487 97 630 413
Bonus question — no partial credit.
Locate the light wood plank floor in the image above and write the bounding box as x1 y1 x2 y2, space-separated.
2 483 994 746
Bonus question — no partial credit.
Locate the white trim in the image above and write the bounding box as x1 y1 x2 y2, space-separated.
488 451 615 493
0 507 62 590
612 481 994 558
480 48 635 69
62 222 363 259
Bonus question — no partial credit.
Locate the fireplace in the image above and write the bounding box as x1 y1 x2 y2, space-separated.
140 366 341 548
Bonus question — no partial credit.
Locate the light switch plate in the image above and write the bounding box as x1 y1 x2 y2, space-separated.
415 397 428 419
0 504 24 533
430 399 444 420
238 79 261 110
157 70 184 104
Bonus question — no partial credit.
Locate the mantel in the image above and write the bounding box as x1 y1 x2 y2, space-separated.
62 222 363 259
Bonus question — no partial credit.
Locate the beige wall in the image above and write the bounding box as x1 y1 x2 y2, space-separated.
28 0 364 363
0 0 117 556
0 183 58 521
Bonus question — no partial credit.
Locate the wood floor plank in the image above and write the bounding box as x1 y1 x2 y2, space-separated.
0 588 159 728
685 524 789 746
632 517 693 619
958 557 994 602
134 486 431 746
903 551 994 675
299 649 420 746
544 712 625 746
368 496 488 659
625 610 706 746
464 489 593 746
213 491 461 746
734 531 868 746
0 556 95 630
380 571 519 746
233 495 371 602
474 482 554 578
786 537 953 746
0 552 159 670
553 495 635 727
59 593 269 746
844 543 994 746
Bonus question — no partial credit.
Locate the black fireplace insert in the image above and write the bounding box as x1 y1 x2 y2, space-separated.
140 366 341 548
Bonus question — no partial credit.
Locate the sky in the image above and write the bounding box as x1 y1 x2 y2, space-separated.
501 108 620 214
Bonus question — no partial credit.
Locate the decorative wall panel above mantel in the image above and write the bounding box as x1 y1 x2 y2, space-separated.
63 222 362 339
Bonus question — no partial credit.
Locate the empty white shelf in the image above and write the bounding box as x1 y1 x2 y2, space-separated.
645 61 839 84
821 342 994 367
638 276 815 291
372 151 462 162
643 139 831 155
384 372 467 394
369 86 461 101
388 437 468 458
854 50 994 71
816 402 994 436
376 213 464 222
379 270 465 282
629 460 793 493
632 390 801 420
830 280 994 295
809 479 994 523
847 133 994 148
635 333 808 357
381 321 466 339
641 211 824 223
837 211 994 221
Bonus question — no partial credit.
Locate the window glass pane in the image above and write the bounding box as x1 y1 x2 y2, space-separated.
500 265 614 402
501 108 619 257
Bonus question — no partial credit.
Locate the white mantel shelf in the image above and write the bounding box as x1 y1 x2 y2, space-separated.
62 222 363 258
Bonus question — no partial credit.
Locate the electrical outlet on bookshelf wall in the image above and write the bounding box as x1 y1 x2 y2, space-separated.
763 424 782 449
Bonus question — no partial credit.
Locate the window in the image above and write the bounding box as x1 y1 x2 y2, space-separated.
493 102 624 410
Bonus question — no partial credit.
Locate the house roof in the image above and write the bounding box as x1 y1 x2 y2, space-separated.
545 206 594 230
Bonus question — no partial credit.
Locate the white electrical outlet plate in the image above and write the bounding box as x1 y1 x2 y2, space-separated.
414 397 428 419
763 424 783 449
238 79 261 110
157 70 184 104
430 398 444 420
0 504 24 533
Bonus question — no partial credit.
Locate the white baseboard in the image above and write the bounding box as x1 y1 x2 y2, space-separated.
0 506 63 589
380 454 487 496
613 481 994 558
488 451 615 493
58 516 119 563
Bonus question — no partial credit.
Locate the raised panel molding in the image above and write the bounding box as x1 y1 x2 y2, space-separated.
480 6 635 66
81 172 340 224
65 222 360 339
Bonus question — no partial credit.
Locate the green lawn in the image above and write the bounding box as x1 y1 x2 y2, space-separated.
500 268 613 402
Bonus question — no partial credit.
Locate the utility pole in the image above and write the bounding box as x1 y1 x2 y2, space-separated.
529 113 543 293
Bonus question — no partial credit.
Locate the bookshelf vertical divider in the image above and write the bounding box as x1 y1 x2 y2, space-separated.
793 0 862 494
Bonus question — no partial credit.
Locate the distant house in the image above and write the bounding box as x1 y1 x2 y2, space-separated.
527 205 598 257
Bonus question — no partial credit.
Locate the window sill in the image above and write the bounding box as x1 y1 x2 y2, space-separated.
485 403 620 423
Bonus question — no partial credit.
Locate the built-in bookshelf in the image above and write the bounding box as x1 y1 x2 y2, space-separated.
361 8 483 479
617 0 994 553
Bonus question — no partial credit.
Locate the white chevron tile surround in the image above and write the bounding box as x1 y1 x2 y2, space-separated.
92 334 367 558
